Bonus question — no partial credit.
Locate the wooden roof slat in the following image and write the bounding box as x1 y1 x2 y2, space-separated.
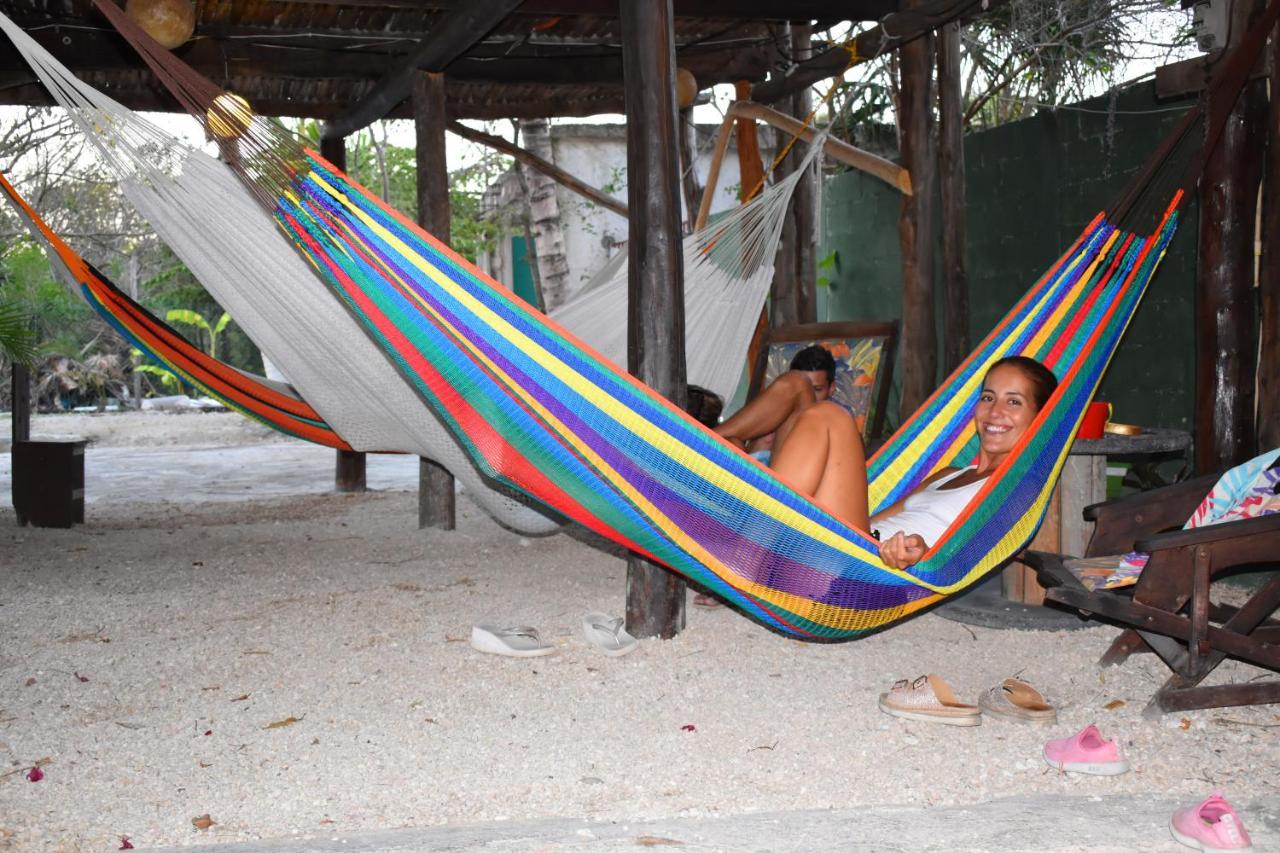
323 0 523 139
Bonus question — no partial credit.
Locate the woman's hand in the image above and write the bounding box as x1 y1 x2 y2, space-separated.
879 532 928 568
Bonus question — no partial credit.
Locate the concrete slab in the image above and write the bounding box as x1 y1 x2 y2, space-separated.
144 795 1280 852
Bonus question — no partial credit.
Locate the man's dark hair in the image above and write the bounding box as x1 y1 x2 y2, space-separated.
789 345 836 383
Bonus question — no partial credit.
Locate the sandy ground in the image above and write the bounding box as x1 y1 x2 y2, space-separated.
1 411 1278 851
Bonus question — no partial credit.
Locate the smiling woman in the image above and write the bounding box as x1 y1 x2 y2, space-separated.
769 355 1059 568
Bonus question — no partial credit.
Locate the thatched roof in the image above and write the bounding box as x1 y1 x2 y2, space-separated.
0 1 898 120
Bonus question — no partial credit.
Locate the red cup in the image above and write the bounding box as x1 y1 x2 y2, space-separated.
1078 401 1112 439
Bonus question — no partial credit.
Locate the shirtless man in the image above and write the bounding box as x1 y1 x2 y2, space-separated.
714 345 837 457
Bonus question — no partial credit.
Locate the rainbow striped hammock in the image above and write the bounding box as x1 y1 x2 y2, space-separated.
38 1 1279 638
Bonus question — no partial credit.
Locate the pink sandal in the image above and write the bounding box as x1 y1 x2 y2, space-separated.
1043 724 1130 775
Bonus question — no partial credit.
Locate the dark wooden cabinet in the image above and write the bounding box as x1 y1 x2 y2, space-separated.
12 439 86 528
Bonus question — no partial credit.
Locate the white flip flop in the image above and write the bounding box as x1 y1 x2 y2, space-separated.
470 623 556 658
581 612 639 657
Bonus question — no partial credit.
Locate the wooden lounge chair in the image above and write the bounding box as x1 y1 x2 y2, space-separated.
1022 474 1280 716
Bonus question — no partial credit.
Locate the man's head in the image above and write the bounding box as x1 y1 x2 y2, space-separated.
789 345 836 401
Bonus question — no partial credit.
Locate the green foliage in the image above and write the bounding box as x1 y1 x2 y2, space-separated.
165 307 232 358
0 298 37 366
816 250 841 290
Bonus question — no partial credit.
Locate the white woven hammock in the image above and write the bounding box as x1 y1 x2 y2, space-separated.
1 11 815 530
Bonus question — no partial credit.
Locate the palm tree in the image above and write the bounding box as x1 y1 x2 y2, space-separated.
0 297 36 367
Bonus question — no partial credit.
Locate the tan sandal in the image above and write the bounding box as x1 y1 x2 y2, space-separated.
979 677 1057 724
877 674 981 726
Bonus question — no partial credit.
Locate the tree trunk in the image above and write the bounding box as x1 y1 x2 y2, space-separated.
517 118 572 310
1195 0 1265 473
1258 14 1280 452
896 0 937 421
414 70 457 530
620 0 687 640
938 20 970 374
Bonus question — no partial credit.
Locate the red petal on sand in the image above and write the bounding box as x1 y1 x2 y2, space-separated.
119 837 135 849
204 730 213 736
26 767 43 782
680 724 696 732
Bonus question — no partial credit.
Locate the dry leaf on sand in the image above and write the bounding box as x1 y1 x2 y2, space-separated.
266 716 302 730
1103 699 1126 711
191 814 215 830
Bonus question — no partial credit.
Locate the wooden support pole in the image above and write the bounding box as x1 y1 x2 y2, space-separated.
1259 14 1280 452
937 20 970 374
790 24 817 325
320 134 367 494
896 0 938 421
769 25 800 330
620 0 686 640
415 70 457 531
11 363 30 444
1195 0 1266 473
447 120 628 218
678 106 702 233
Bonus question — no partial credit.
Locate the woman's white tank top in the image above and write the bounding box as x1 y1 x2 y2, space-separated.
874 467 984 546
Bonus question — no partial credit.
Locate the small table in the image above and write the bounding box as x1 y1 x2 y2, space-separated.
1003 427 1192 604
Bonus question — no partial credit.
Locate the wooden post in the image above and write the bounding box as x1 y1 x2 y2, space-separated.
11 363 30 443
735 80 774 373
769 23 799 330
620 0 687 640
320 134 367 494
937 20 970 374
678 106 702 232
1259 14 1280 452
791 24 818 324
897 0 938 421
1195 0 1265 473
414 70 457 531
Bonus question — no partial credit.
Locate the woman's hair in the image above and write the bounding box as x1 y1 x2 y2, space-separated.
986 356 1058 410
789 345 836 383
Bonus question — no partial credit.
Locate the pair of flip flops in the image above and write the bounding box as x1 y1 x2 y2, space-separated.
878 675 1057 726
470 613 638 659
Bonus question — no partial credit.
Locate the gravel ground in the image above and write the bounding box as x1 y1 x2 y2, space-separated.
0 413 1277 850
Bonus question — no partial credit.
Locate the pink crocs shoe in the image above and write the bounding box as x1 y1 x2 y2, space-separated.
1170 791 1253 852
1042 724 1130 775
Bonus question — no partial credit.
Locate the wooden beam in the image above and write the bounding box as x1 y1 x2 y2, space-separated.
750 0 1009 104
447 120 628 217
323 0 524 140
414 71 458 531
937 19 969 374
1155 51 1271 100
319 134 368 494
620 0 687 640
1195 0 1266 473
727 103 911 193
896 0 937 423
1261 14 1280 452
269 0 894 19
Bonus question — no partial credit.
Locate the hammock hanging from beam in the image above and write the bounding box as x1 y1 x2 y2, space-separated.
0 171 350 450
12 0 1277 639
0 10 842 534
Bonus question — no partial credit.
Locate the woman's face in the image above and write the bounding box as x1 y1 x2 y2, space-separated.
973 364 1040 456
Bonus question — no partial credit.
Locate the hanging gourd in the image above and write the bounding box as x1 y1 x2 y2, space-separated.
206 92 254 139
124 0 195 49
676 67 699 109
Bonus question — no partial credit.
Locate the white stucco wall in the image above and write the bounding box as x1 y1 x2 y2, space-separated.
481 122 777 301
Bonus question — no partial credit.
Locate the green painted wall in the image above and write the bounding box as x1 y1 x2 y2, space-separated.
819 83 1200 436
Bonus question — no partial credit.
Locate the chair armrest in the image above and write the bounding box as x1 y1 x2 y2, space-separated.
1019 550 1085 590
1083 474 1217 557
1134 513 1280 553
